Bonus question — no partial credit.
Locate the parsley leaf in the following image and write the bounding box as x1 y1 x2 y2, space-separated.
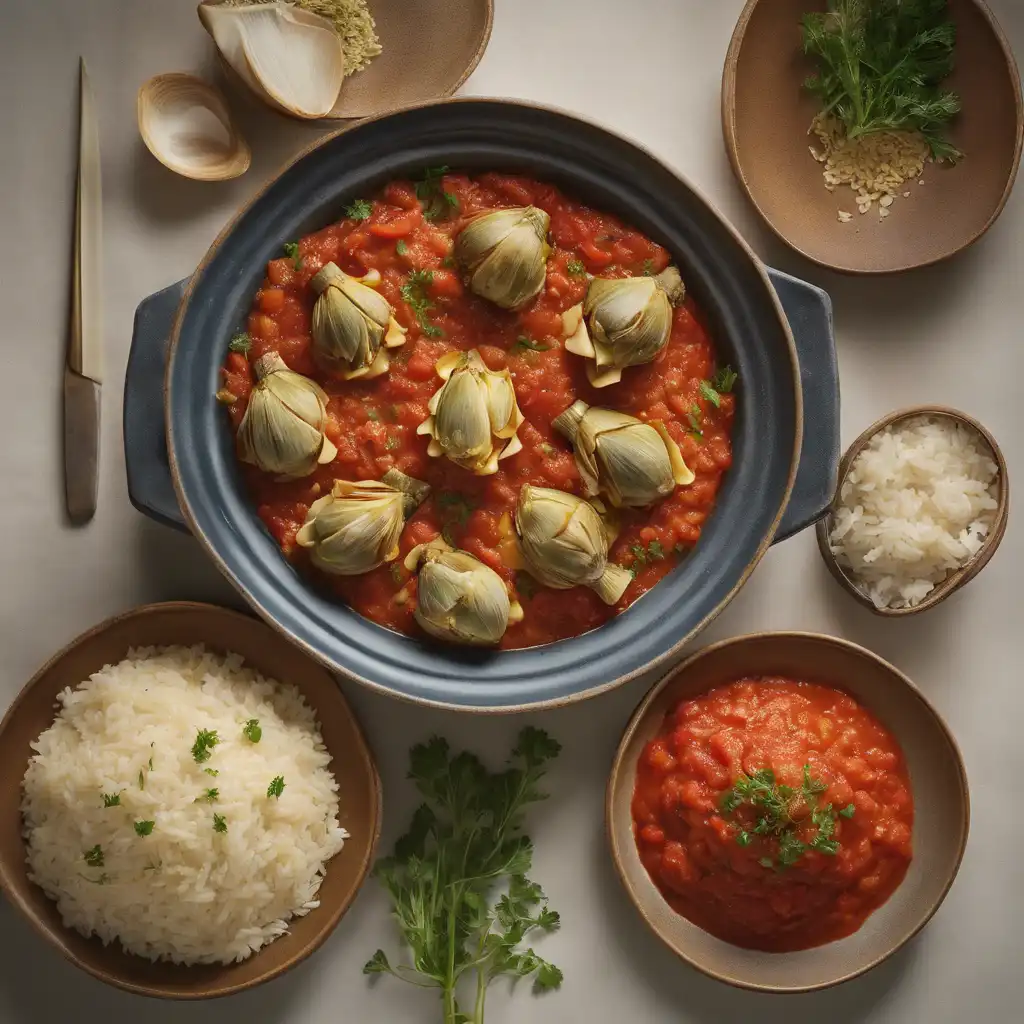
710 364 738 394
699 380 722 409
204 768 219 777
346 198 373 221
511 335 551 354
687 404 704 440
83 845 104 867
840 803 857 819
366 729 563 1018
228 332 251 355
196 788 219 803
213 813 228 833
191 729 219 764
102 793 121 808
282 241 303 270
134 820 155 837
267 776 285 799
642 258 655 276
566 259 586 276
415 166 459 221
243 719 262 743
395 239 408 256
400 269 443 337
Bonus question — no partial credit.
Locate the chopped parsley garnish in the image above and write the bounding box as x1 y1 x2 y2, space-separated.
642 258 655 276
566 259 586 276
213 813 228 834
228 332 251 355
415 166 459 221
385 435 401 450
267 776 286 799
709 364 738 394
400 269 443 337
204 768 219 777
196 788 219 803
83 845 104 868
367 407 380 422
720 764 852 869
511 335 550 354
624 539 666 576
282 241 303 270
346 198 373 221
243 719 262 743
191 729 219 764
699 380 722 409
138 769 145 790
396 239 408 256
687 404 704 440
134 820 155 837
102 793 121 808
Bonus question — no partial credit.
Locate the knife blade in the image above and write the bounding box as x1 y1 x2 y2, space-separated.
65 57 102 524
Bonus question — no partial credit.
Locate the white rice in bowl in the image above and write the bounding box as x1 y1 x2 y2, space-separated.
21 645 348 965
828 415 1000 610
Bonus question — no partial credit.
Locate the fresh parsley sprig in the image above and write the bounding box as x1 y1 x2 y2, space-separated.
801 0 962 161
282 241 303 270
346 198 374 221
192 729 219 764
365 728 563 1024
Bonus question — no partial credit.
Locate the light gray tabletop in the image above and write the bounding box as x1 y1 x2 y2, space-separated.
0 1 1021 1021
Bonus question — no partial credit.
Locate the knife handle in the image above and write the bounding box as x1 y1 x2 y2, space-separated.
64 368 100 524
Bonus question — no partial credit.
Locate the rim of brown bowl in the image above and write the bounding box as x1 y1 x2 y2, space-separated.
0 601 382 1000
815 405 1010 617
200 0 494 123
606 631 970 993
721 0 1024 275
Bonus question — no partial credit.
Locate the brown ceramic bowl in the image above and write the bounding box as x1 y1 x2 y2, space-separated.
607 632 969 993
202 0 493 121
722 0 1023 273
0 602 382 999
816 406 1009 616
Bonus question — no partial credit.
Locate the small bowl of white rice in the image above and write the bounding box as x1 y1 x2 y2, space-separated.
816 407 1009 616
0 602 381 999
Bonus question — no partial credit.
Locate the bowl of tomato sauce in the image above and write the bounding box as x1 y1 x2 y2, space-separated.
607 632 968 992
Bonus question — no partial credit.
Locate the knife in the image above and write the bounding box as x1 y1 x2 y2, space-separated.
65 57 102 524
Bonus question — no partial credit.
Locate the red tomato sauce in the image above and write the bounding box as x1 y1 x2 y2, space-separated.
219 172 735 648
632 678 914 951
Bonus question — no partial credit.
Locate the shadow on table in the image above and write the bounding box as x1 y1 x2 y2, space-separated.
592 823 916 1024
0 900 307 1024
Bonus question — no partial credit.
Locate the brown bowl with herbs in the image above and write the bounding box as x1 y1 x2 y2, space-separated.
722 0 1023 274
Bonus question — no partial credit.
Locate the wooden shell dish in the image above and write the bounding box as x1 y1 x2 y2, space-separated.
0 602 381 999
722 0 1023 273
816 406 1009 617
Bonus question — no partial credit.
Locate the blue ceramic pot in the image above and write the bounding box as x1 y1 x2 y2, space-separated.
124 100 839 711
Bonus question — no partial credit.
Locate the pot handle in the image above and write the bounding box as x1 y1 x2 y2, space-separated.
123 280 190 532
765 268 840 543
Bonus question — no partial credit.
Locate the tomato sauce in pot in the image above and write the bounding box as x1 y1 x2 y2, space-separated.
219 172 735 648
632 677 914 951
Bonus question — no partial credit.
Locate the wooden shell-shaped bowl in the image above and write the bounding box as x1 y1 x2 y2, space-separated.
607 632 969 993
816 406 1009 617
722 0 1023 273
0 602 381 999
204 0 494 122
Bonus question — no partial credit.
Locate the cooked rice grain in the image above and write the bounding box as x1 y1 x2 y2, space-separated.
21 645 347 965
